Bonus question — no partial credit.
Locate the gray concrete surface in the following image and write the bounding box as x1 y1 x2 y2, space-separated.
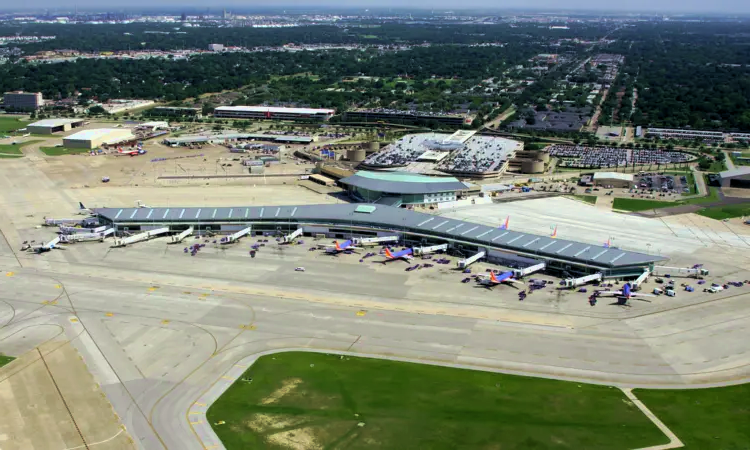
0 154 749 449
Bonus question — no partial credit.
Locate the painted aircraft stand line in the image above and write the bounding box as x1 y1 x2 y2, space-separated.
169 226 194 244
112 227 170 247
220 226 252 245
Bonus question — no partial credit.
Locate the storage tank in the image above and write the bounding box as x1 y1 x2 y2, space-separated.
368 141 380 152
347 148 367 162
521 159 545 174
537 151 550 163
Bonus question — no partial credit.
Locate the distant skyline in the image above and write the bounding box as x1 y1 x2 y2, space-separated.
1 1 750 15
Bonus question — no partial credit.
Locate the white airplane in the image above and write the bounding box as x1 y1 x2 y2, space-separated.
136 200 150 208
595 283 655 300
478 271 525 288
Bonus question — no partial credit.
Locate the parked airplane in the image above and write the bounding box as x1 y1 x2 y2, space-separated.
595 283 654 299
77 202 92 215
136 200 150 208
478 271 525 288
324 240 359 255
499 216 510 230
550 225 558 238
382 247 413 262
116 147 146 156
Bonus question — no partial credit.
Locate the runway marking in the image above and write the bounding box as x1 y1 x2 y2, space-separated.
5 272 13 277
356 310 367 316
234 365 246 368
69 318 78 322
148 286 159 291
189 411 203 415
239 324 256 330
55 284 62 288
161 320 170 325
221 376 232 380
42 300 58 305
190 420 203 425
105 313 114 317
194 402 206 406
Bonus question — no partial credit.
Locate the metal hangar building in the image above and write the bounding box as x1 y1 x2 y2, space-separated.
93 203 665 278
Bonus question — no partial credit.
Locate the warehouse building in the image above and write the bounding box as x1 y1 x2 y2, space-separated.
214 106 335 122
719 167 750 189
592 172 635 188
2 91 43 111
92 203 666 278
339 171 470 207
63 129 135 149
27 118 85 134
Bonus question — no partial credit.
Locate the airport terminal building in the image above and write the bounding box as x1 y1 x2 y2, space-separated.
92 203 665 278
338 171 470 207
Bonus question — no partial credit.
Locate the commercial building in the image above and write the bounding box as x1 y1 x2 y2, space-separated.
148 107 202 118
27 118 85 134
163 132 314 146
592 172 635 188
343 108 474 128
645 128 724 142
92 203 666 278
339 171 470 207
214 106 335 122
2 91 43 111
63 128 135 149
719 167 750 189
208 43 224 52
96 99 154 115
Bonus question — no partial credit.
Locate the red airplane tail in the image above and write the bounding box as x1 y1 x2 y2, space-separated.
384 248 394 259
490 271 499 283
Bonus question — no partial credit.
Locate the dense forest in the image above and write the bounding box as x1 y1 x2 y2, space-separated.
608 22 750 130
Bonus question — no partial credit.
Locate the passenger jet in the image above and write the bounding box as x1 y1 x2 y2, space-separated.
478 271 525 288
595 283 654 299
324 240 359 255
76 202 92 215
382 247 413 262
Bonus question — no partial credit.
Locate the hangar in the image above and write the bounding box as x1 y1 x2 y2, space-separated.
339 171 470 206
719 167 750 189
92 203 665 278
592 172 635 189
27 118 85 135
63 129 135 149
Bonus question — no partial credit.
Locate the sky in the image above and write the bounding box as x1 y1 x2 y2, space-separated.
6 0 750 14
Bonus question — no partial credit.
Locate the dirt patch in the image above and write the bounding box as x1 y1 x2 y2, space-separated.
267 427 321 450
245 413 304 432
261 378 302 405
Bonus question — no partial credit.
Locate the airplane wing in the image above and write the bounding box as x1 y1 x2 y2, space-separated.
631 292 656 298
596 290 622 296
506 278 525 286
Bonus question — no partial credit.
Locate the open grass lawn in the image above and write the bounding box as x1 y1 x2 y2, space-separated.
0 355 14 367
0 140 44 157
40 146 92 156
570 195 597 205
208 352 666 450
0 116 29 133
636 384 750 449
612 198 674 211
696 203 750 220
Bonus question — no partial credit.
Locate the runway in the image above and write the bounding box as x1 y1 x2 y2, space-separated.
1 156 750 449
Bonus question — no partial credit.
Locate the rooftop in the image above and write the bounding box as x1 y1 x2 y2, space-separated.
593 172 634 181
719 167 750 178
29 118 84 127
65 128 133 141
92 203 666 269
340 171 468 195
215 105 335 115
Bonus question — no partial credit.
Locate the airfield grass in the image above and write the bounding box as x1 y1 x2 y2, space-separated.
0 116 29 133
613 186 722 212
570 195 597 205
207 352 666 450
0 355 14 367
696 203 750 220
40 146 92 156
636 384 750 449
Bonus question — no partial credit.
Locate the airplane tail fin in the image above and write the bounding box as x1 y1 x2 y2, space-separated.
79 202 85 210
490 271 499 283
604 239 610 248
384 248 394 259
334 241 341 251
551 226 557 238
503 216 509 230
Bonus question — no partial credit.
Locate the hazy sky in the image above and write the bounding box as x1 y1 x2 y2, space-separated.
6 0 750 14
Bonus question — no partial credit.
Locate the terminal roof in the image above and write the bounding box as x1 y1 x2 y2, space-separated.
93 204 665 268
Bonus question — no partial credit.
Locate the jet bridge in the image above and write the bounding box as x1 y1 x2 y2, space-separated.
60 228 114 243
562 273 602 288
112 227 170 247
458 251 486 269
353 236 399 246
412 244 448 256
279 228 303 244
220 226 252 245
59 225 107 235
653 266 709 277
512 262 546 278
631 269 651 290
169 226 194 244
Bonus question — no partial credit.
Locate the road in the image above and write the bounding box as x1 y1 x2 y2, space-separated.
0 154 749 450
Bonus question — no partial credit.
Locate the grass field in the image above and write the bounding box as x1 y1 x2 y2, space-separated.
0 355 14 367
0 140 44 157
208 352 666 450
636 384 750 449
40 146 92 156
614 185 721 212
570 195 597 205
0 116 29 133
696 203 750 220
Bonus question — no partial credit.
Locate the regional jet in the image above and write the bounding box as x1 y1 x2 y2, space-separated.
478 271 525 289
77 202 92 215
